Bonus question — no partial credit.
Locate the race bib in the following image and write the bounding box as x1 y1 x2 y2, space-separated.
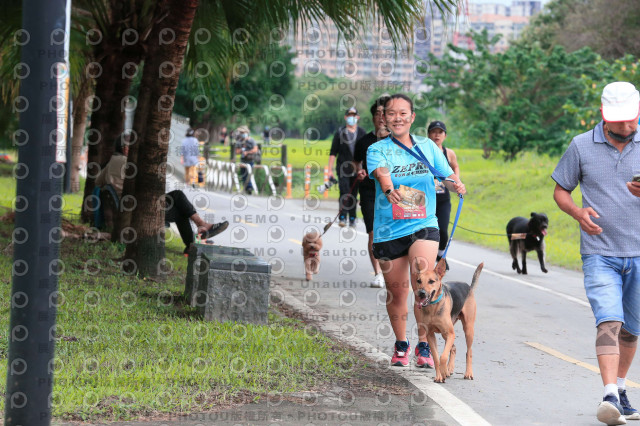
392 185 426 220
434 178 446 194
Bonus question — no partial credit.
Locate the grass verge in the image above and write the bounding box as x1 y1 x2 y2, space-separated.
0 171 361 421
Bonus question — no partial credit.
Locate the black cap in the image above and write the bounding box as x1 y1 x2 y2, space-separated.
345 107 358 115
428 121 446 133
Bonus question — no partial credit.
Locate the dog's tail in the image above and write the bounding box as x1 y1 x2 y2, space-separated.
470 262 484 292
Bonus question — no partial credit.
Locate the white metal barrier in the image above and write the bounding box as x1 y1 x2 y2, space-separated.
205 159 284 196
206 159 241 193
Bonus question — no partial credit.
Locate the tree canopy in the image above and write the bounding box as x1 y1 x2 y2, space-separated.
519 0 640 60
423 30 607 160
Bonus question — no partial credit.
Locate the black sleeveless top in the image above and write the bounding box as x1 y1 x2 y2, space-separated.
436 145 452 201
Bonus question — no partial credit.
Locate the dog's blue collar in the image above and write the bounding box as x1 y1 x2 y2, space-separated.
428 291 443 305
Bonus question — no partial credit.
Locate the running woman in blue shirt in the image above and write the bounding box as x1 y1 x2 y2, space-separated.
367 94 466 368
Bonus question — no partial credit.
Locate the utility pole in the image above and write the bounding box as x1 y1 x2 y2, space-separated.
5 0 70 424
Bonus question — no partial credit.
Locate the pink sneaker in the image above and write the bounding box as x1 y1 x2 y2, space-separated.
415 342 434 368
391 341 410 367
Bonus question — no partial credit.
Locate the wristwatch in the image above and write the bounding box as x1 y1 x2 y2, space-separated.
384 189 392 197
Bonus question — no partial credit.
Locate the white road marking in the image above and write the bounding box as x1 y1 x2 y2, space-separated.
449 258 590 308
274 284 491 426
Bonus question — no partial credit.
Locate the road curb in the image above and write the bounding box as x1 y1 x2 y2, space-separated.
272 283 491 426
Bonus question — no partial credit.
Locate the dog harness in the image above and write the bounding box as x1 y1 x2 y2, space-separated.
391 136 463 259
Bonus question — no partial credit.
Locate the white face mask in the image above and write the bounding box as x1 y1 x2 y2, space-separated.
346 116 358 126
241 133 248 139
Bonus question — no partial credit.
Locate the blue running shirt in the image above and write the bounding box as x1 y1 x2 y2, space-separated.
367 135 454 243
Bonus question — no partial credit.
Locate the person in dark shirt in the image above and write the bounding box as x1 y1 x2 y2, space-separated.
219 126 227 145
328 107 366 227
263 126 270 145
234 126 258 194
428 121 460 271
354 96 390 288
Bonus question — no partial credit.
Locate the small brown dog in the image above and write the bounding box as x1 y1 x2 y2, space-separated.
416 258 484 383
302 231 323 281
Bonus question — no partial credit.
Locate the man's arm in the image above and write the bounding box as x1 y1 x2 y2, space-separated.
246 139 258 154
328 155 336 179
553 183 602 235
355 161 366 181
328 131 341 179
626 180 640 197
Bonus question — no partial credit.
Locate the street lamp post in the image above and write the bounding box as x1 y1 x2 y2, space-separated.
4 0 70 424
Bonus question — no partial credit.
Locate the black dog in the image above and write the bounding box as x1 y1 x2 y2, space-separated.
506 212 548 275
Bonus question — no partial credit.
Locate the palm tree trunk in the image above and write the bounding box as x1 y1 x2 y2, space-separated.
80 53 135 222
123 0 199 278
70 78 93 193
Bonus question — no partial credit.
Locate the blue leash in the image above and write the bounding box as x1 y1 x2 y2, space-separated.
442 193 463 258
390 136 464 259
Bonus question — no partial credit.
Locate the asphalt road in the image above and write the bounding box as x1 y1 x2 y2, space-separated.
164 118 639 425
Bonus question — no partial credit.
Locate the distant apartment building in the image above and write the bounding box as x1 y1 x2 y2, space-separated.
283 0 541 91
429 0 542 54
285 18 432 92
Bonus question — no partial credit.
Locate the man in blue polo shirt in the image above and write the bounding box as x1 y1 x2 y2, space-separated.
553 81 640 426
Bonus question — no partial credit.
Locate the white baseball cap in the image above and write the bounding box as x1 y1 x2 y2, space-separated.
601 81 640 122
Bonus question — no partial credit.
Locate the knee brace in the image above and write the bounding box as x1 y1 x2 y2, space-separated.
620 328 639 349
596 321 622 356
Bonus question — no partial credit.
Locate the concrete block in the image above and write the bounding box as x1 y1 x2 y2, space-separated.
187 244 271 324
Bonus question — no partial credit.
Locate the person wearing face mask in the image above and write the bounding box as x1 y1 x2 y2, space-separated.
235 126 258 194
328 107 366 227
553 81 640 426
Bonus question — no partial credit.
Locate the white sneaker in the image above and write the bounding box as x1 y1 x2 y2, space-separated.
598 395 627 425
370 273 385 288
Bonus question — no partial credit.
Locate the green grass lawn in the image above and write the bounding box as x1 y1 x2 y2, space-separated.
0 168 360 421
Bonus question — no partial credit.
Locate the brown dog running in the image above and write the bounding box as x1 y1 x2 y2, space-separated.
302 231 323 281
416 258 484 383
